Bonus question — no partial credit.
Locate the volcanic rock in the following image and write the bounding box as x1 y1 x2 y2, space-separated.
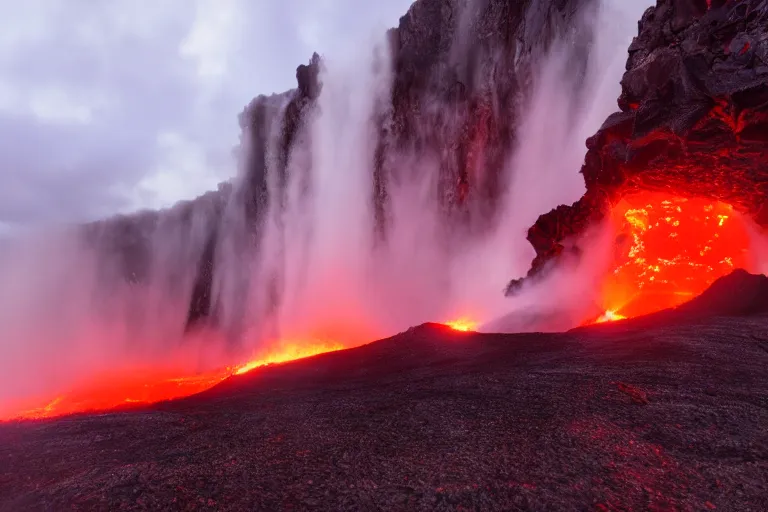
511 0 768 288
569 269 768 334
2 294 766 510
376 0 593 228
673 268 768 317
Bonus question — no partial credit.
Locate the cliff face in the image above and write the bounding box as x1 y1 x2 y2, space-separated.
510 0 768 291
80 0 768 332
376 0 593 231
236 0 594 235
182 0 595 330
75 0 596 334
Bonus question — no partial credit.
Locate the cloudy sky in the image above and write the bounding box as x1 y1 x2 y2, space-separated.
0 0 412 232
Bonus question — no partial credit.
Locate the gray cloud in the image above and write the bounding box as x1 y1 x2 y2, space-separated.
0 0 413 229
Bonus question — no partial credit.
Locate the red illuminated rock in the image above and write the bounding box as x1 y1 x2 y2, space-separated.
511 0 768 290
675 268 768 318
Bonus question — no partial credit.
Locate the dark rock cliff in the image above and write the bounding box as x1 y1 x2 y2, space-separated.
509 0 768 292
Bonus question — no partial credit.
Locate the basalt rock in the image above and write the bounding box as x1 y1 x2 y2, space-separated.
509 0 768 292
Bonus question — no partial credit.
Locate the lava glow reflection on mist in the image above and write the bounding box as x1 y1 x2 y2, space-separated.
8 370 229 421
444 318 478 331
2 340 346 421
595 309 626 323
2 317 484 421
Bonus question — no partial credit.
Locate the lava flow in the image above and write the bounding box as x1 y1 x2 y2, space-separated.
4 322 482 421
444 318 479 331
594 190 751 322
2 340 345 421
3 314 487 421
595 310 626 323
8 189 747 419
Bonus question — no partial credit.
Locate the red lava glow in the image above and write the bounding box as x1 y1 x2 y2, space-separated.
232 339 345 375
7 370 229 421
5 314 489 421
595 310 627 324
444 318 478 331
2 190 750 418
594 191 751 322
2 340 345 421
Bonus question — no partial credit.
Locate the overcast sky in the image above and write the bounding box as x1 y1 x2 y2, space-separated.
0 0 413 232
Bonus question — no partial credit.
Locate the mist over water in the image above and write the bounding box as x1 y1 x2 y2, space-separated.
0 0 651 407
481 0 654 331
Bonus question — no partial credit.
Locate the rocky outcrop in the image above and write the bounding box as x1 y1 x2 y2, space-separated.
81 183 231 290
230 0 595 241
186 59 321 329
508 0 768 292
78 57 322 331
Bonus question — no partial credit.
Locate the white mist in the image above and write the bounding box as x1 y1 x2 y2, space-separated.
0 0 654 411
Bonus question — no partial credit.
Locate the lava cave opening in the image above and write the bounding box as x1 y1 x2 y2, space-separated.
591 190 753 323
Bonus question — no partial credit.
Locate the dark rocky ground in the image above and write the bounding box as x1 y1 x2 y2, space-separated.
1 293 767 510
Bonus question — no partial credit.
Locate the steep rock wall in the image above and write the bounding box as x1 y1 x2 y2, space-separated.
184 0 594 330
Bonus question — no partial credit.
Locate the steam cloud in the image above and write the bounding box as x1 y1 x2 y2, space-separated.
0 0 652 409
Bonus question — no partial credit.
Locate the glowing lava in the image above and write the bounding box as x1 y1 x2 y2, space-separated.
595 310 626 323
9 370 228 421
233 339 345 375
444 318 478 331
596 191 751 321
2 340 344 421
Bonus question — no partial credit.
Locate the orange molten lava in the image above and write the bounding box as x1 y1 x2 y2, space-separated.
2 340 344 421
233 339 345 375
444 318 478 331
595 310 626 323
596 191 750 322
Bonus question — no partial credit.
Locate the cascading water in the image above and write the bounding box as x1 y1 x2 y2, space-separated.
211 0 654 345
0 0 653 416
